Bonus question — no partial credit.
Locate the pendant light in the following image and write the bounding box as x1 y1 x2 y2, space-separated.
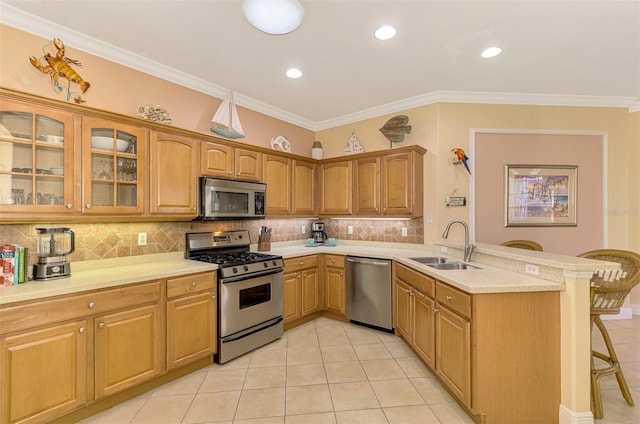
243 0 304 35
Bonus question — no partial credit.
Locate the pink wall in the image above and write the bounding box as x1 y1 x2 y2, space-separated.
0 25 315 156
474 133 603 255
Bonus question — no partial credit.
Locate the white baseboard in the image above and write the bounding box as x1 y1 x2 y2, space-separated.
632 303 640 315
600 307 633 320
559 404 594 424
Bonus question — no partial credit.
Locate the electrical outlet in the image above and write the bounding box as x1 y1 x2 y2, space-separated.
525 264 540 275
301 225 306 234
137 232 147 246
440 246 448 253
401 227 408 237
348 225 353 235
426 213 433 224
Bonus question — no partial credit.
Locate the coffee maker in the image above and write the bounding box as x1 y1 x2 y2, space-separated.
311 222 328 245
33 227 75 280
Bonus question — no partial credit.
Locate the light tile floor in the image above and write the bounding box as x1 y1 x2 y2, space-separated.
79 316 640 424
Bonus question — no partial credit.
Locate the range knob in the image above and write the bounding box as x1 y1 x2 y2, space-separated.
272 260 278 266
263 262 268 268
243 265 249 272
232 267 238 274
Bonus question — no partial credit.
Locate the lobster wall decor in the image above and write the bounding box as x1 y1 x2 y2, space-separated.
29 38 90 102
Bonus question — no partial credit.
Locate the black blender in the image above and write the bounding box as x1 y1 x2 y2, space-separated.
33 227 75 280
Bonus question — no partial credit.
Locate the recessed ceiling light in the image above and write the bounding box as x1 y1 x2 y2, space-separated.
286 68 302 79
375 25 397 40
481 46 503 58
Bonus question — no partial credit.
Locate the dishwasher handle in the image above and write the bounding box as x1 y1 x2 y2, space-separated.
346 257 390 267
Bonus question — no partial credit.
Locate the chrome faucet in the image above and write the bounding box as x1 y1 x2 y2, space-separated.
442 219 475 262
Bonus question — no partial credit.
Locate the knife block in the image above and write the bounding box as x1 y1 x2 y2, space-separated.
258 233 271 251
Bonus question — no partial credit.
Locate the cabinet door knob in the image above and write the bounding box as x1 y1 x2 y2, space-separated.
340 272 343 276
445 295 453 301
98 322 105 329
331 259 336 264
88 301 96 308
79 327 86 333
299 262 304 266
228 171 232 175
212 295 216 300
191 282 198 288
237 172 241 176
85 204 91 209
433 307 439 313
66 203 73 209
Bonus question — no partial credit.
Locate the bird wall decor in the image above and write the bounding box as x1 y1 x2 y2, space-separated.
452 148 471 174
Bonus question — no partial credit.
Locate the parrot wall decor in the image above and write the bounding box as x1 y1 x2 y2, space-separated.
451 148 471 175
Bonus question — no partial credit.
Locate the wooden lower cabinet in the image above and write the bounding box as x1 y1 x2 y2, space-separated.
435 302 471 406
0 320 88 424
393 262 560 423
166 272 217 371
0 271 220 424
393 266 435 369
324 255 345 316
94 303 163 399
283 256 319 324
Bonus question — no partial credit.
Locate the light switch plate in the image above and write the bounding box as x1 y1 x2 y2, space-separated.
401 227 408 237
348 225 353 235
137 232 147 246
301 225 306 234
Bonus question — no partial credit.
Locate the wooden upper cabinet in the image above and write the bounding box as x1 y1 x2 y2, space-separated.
201 141 262 181
0 99 76 216
81 117 145 214
201 141 233 178
382 151 421 216
263 154 292 215
235 148 262 181
353 156 380 215
292 160 317 216
150 131 199 215
319 160 352 215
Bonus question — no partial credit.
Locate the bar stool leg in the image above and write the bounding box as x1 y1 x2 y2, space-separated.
591 315 604 419
593 316 635 407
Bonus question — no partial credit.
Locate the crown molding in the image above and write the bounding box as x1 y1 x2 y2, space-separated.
2 3 638 132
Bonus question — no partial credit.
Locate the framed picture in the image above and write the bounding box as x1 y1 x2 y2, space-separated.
504 165 577 227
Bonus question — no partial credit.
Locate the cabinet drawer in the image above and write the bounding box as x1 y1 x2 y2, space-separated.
436 282 471 319
324 254 344 269
396 263 435 297
0 281 161 335
284 255 319 272
167 271 217 299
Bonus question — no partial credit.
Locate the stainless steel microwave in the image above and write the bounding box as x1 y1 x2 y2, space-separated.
198 177 266 220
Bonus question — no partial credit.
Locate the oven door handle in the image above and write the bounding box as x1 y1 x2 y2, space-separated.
220 268 283 284
221 316 283 343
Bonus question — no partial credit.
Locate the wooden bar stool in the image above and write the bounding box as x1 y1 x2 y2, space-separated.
500 239 543 251
577 249 640 419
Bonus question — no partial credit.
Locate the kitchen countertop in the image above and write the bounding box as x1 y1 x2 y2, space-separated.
264 241 566 294
0 252 217 306
1 240 619 306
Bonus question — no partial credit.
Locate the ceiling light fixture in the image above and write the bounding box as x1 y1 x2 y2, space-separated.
481 46 503 58
286 68 302 79
243 0 304 35
375 25 397 40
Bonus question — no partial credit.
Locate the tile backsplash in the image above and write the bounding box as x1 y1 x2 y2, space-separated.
0 218 423 266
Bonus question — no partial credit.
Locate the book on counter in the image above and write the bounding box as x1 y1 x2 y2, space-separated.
0 244 27 286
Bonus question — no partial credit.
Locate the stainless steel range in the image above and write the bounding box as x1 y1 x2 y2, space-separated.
185 230 284 363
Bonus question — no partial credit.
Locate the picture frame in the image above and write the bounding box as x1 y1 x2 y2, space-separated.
504 165 577 227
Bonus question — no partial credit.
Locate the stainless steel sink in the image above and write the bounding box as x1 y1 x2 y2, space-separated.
408 257 481 270
408 257 458 265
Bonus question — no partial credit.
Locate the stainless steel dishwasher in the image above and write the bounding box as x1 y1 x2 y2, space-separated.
345 256 393 332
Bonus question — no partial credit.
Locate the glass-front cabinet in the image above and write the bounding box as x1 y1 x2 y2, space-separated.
0 100 74 213
82 117 144 214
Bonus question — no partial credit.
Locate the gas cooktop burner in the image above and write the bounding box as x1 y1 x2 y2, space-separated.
185 230 284 279
194 252 282 267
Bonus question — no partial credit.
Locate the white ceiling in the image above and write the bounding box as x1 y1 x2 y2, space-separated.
2 0 639 130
